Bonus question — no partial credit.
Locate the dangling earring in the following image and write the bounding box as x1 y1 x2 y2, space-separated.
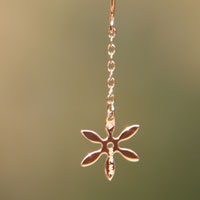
80 0 140 181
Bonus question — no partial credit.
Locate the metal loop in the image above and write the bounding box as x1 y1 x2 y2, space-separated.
107 77 115 88
107 94 115 104
107 43 116 56
107 104 115 113
108 27 116 40
106 97 115 124
107 60 116 72
107 87 114 97
108 70 114 79
107 114 115 122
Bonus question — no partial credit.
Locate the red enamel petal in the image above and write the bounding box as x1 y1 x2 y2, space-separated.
119 148 139 162
81 130 103 143
118 125 139 142
81 150 102 167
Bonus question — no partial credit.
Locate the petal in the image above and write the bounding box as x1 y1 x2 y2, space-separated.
105 156 115 181
118 125 139 142
81 130 103 143
81 150 102 167
118 148 139 162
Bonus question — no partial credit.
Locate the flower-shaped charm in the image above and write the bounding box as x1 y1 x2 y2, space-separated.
81 124 139 181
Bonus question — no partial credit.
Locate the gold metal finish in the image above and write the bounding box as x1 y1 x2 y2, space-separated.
81 125 140 181
110 0 116 16
106 0 116 130
80 0 140 181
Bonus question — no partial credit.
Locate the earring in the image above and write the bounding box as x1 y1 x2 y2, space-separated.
80 0 140 181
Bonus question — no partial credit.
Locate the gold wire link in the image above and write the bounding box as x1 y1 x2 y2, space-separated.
106 94 115 104
107 60 116 72
107 77 115 88
108 27 116 41
107 43 116 57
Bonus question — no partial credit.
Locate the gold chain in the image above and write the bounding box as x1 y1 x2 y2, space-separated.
106 0 116 130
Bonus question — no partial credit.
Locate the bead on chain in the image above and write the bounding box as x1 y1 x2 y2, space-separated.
106 0 116 130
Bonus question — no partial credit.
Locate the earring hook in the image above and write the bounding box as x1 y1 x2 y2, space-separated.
110 0 116 28
110 0 116 16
